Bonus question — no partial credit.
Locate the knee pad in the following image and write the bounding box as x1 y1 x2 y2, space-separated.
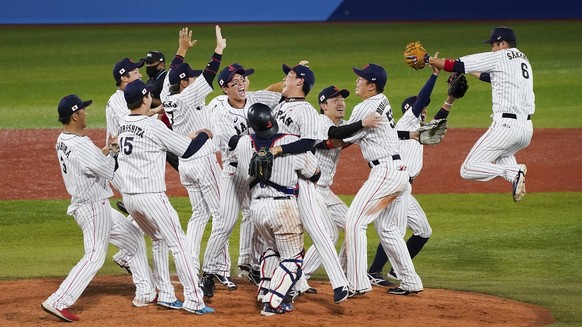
266 252 303 308
259 248 280 289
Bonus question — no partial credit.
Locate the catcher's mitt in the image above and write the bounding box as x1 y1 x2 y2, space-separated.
249 146 274 180
404 41 428 70
418 119 447 145
447 73 469 98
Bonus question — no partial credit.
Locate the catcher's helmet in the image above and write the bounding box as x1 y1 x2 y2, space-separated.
248 103 278 138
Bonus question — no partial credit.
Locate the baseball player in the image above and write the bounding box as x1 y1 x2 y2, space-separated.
270 64 351 304
343 63 423 295
426 26 534 202
201 63 282 295
42 95 157 322
367 63 463 285
159 26 228 287
232 103 320 315
116 79 214 315
300 86 382 282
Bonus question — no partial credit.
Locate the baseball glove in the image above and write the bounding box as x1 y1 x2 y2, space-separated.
418 119 447 145
447 73 469 98
249 146 274 181
404 41 428 70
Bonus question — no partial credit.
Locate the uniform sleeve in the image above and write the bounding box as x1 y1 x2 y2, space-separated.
180 76 214 109
298 104 321 140
213 107 240 153
251 91 283 109
160 71 171 103
81 138 116 181
150 119 192 156
459 51 500 74
343 103 368 143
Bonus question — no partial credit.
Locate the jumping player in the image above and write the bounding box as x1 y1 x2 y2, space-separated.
116 79 215 315
42 95 156 322
426 26 534 202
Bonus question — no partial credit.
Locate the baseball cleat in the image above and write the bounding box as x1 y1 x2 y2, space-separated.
237 264 252 278
304 287 318 294
183 306 215 315
132 295 158 307
116 200 129 214
387 269 399 281
333 286 350 304
157 299 183 309
388 287 423 295
512 164 527 202
256 287 269 302
112 256 132 275
368 272 395 287
200 273 215 298
260 303 286 316
247 268 261 286
213 274 237 290
41 301 80 322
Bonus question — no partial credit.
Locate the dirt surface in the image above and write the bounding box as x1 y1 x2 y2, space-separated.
2 127 576 326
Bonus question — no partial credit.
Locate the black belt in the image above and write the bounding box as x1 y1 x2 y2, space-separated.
256 196 292 200
229 162 238 167
368 155 401 168
502 113 531 120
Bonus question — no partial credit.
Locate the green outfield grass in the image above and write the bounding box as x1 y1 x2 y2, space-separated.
1 193 581 325
1 21 581 129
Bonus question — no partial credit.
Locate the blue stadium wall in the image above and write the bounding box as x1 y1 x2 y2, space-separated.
1 0 581 24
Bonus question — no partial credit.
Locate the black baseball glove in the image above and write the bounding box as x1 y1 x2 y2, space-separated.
447 73 469 99
248 147 274 181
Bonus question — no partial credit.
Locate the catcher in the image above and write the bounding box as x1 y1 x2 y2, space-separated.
367 56 469 287
231 103 321 316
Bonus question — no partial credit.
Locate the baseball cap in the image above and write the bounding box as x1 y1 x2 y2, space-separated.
318 86 350 104
124 80 153 104
231 63 255 77
58 94 92 119
401 95 431 114
282 64 315 92
168 63 202 85
353 63 387 91
142 51 165 64
482 26 516 44
113 58 144 83
218 64 246 87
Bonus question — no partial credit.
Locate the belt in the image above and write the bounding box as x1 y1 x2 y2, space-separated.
502 113 531 120
229 162 238 167
368 154 401 168
256 196 293 200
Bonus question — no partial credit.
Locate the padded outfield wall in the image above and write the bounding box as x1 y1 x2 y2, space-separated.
1 0 581 24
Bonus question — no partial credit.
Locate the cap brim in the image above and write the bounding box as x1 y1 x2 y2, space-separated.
244 68 255 76
352 67 365 78
282 64 292 75
81 100 93 109
193 70 203 77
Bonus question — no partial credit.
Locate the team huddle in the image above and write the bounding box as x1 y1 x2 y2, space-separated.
42 24 535 322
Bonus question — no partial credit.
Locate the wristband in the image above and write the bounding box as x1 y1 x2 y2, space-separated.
325 139 333 149
444 102 453 107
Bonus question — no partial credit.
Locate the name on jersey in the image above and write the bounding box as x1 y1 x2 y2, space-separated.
375 99 389 115
163 100 178 108
118 124 145 138
506 50 528 61
56 142 71 158
275 110 293 126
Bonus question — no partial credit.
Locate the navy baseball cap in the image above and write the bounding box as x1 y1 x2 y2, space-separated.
218 64 246 87
231 63 255 77
353 63 387 90
142 51 165 64
124 80 153 104
401 95 431 114
282 64 315 92
58 94 92 119
482 26 516 44
113 58 144 83
169 63 202 85
318 86 350 104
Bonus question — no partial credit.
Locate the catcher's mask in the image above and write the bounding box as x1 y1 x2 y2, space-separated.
248 102 279 138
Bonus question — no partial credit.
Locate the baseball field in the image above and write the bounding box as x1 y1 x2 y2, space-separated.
1 21 581 326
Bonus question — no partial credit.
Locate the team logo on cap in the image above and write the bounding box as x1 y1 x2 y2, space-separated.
319 95 326 102
179 72 186 79
141 88 147 95
228 65 235 71
119 68 126 75
71 105 79 111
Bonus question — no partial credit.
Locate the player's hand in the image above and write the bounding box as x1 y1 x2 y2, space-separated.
430 52 440 75
107 134 120 154
215 25 226 54
298 60 309 67
189 128 213 139
179 27 197 51
362 112 382 128
270 145 283 157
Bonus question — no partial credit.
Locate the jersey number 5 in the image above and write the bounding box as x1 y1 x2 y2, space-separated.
120 136 134 155
60 156 67 174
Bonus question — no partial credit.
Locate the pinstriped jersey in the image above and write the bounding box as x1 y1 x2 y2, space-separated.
344 93 399 162
233 134 319 199
116 115 193 194
209 91 282 163
105 90 129 142
460 48 535 115
273 100 321 141
56 133 115 213
395 109 423 178
161 75 214 160
314 115 342 187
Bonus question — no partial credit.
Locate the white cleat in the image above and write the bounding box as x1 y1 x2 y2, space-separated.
512 164 527 202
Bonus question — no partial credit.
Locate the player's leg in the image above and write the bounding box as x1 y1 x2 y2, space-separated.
108 208 156 304
44 201 111 312
238 201 254 272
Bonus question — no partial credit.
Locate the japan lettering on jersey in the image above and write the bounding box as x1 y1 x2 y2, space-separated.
344 93 399 161
273 101 320 140
460 48 535 115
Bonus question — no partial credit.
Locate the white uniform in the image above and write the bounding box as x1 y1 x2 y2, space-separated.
105 88 173 302
233 134 319 309
343 93 423 293
160 74 221 271
116 115 208 311
458 48 534 182
273 99 349 290
202 91 281 276
45 132 156 311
